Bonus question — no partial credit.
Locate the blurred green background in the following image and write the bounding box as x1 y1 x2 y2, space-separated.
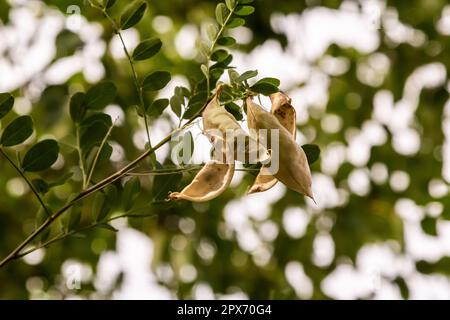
1 0 450 299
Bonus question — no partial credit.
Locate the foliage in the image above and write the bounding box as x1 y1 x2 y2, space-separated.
0 0 448 300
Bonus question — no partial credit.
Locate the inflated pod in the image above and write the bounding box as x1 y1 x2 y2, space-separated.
203 95 269 164
169 94 267 202
248 92 297 194
270 92 297 137
246 97 314 200
168 161 235 202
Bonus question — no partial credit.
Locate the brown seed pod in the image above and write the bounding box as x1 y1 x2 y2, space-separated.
248 92 297 194
270 92 297 137
203 95 269 164
168 161 235 202
246 97 314 200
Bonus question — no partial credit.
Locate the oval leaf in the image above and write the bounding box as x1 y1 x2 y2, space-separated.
0 93 14 120
217 36 236 46
122 177 141 211
132 38 162 61
22 139 59 172
301 144 321 165
142 71 171 91
235 5 255 16
120 0 147 30
147 98 169 117
103 0 116 9
226 18 245 28
0 115 33 147
215 3 227 25
69 92 86 123
85 82 117 110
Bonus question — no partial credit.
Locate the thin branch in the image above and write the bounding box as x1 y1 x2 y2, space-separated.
0 148 51 217
100 7 156 167
85 120 115 187
0 116 199 268
16 211 158 259
204 2 237 97
76 125 87 189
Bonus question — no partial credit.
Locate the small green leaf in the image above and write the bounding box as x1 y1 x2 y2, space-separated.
239 0 254 3
183 91 208 119
207 24 218 41
132 38 162 61
0 93 14 120
211 49 229 62
22 139 59 172
87 142 113 167
217 36 236 46
103 0 116 9
69 92 86 123
228 69 240 83
120 0 147 30
301 144 320 165
147 98 170 117
421 217 438 236
96 223 118 232
122 177 141 211
81 122 109 153
0 115 33 147
93 192 112 222
251 83 278 94
250 78 280 95
55 30 83 58
85 81 117 109
225 102 243 121
142 71 171 91
175 86 190 98
227 18 245 28
215 3 227 25
170 95 182 117
152 163 182 201
80 113 112 153
32 179 50 194
235 5 255 16
235 70 257 83
48 172 74 188
67 207 82 232
225 0 235 11
201 64 209 78
255 77 280 87
81 113 112 129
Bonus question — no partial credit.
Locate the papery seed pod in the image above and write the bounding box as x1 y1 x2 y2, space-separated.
270 92 297 137
248 92 297 194
246 97 314 200
203 95 269 164
168 161 235 202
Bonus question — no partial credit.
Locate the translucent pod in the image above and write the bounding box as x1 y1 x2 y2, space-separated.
248 92 297 194
203 95 269 164
246 97 314 200
270 92 297 137
168 161 235 202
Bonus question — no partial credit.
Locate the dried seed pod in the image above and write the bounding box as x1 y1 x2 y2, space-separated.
246 97 314 199
248 92 297 194
168 161 235 202
203 95 269 164
270 92 297 137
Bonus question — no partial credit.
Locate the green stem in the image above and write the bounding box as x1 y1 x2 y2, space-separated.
205 2 237 97
86 120 115 187
76 125 87 189
101 8 156 167
0 148 51 217
0 117 198 269
15 212 157 259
